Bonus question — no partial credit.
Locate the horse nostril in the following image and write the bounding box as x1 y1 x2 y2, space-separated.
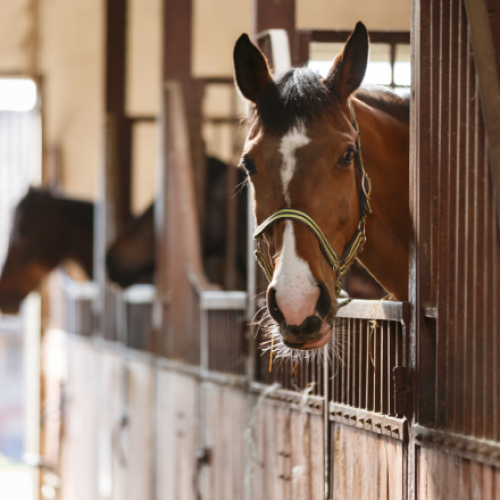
316 282 331 319
282 316 323 346
267 286 285 325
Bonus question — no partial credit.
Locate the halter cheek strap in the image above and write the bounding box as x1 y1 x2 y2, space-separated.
253 99 372 300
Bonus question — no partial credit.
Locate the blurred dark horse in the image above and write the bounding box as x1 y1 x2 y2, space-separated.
107 156 248 289
0 188 94 314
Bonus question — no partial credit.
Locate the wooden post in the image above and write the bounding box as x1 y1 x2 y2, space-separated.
162 0 205 226
104 0 132 237
95 0 132 340
253 0 297 64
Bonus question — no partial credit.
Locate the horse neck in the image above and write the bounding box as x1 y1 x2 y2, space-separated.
352 99 410 300
53 197 94 278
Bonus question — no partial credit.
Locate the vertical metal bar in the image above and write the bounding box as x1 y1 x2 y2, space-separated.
463 23 471 435
472 71 479 435
493 185 499 441
380 321 384 414
324 343 330 500
387 321 391 415
372 319 377 412
454 0 466 433
346 318 351 407
358 319 363 409
365 319 370 411
341 319 346 404
483 134 490 439
351 318 356 407
246 183 257 382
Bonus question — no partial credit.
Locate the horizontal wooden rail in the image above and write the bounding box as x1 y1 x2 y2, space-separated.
122 284 155 304
336 299 410 323
60 276 98 300
200 291 247 310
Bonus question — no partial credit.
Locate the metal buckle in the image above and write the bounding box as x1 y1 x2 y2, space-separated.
361 171 370 198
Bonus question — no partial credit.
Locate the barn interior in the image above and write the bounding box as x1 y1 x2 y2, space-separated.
1 0 500 499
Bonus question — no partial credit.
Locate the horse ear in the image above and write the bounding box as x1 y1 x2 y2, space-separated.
233 34 273 103
324 22 369 101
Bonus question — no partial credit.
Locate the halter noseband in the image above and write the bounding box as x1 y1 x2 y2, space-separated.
253 99 372 298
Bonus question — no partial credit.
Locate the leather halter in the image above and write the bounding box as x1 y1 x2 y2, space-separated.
253 99 372 297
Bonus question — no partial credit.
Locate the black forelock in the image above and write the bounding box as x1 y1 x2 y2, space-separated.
250 67 338 136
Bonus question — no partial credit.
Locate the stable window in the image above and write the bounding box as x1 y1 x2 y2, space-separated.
304 31 411 96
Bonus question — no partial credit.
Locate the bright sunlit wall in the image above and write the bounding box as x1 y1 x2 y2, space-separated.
0 79 37 112
308 42 411 94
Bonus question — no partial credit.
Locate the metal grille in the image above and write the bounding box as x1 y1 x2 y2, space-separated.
331 317 405 417
127 302 153 351
256 347 325 397
207 309 246 375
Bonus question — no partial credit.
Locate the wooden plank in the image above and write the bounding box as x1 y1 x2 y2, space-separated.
417 446 500 499
98 347 126 500
331 423 404 500
155 369 199 500
247 398 324 500
59 336 99 500
125 358 154 500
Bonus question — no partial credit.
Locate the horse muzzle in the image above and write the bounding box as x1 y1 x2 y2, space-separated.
267 282 335 350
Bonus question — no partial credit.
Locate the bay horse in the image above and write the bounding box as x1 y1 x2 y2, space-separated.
107 156 248 289
0 188 94 314
233 22 409 352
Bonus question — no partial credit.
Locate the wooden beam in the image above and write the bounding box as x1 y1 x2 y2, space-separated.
95 0 131 341
162 0 204 231
104 0 131 234
254 0 297 65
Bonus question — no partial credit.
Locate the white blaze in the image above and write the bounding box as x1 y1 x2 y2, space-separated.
273 124 317 326
271 221 319 326
279 124 310 205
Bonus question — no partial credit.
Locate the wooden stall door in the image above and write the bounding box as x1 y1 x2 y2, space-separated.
411 0 500 497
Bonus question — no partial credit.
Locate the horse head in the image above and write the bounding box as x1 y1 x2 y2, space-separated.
234 23 371 352
0 188 94 314
106 203 155 288
0 189 60 314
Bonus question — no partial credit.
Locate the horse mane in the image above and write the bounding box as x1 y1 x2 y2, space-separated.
249 67 338 136
18 188 94 234
354 87 410 124
248 67 410 135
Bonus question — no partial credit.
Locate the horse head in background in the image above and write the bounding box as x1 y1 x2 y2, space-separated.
0 188 94 314
234 22 409 354
107 156 248 289
106 203 155 288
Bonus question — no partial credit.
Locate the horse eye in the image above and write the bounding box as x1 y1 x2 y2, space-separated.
239 157 256 176
338 148 356 166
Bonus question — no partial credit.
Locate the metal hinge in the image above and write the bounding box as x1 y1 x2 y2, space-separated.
392 366 411 418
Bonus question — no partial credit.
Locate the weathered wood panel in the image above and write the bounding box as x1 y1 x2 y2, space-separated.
59 335 98 500
199 381 248 500
96 346 126 500
156 368 200 500
250 397 324 500
417 446 500 500
41 329 67 470
125 354 154 500
331 424 405 500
